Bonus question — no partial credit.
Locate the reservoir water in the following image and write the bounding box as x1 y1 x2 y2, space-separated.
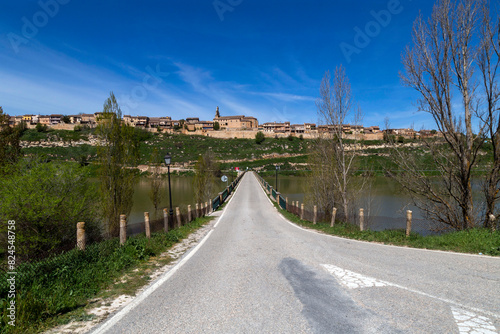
127 173 489 235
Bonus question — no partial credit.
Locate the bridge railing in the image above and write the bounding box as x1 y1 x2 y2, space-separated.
253 171 430 235
255 172 287 211
211 171 246 212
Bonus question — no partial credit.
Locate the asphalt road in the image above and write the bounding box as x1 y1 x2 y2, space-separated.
91 172 500 333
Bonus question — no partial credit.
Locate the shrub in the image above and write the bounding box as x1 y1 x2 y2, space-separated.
255 131 265 144
35 123 48 133
0 158 100 261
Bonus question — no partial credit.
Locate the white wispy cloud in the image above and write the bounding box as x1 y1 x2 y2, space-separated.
249 91 316 102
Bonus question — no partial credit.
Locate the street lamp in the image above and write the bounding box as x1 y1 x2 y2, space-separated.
275 165 280 192
164 153 173 216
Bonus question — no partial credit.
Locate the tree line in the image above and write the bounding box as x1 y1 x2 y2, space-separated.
0 93 220 262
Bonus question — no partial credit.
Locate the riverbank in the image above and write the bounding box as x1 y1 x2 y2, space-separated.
274 201 500 256
0 216 215 334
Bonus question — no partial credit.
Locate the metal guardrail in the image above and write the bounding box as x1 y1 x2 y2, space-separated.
254 171 438 235
279 195 286 210
212 196 220 211
211 171 245 211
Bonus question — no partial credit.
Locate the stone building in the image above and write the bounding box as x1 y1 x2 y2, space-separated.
213 106 258 129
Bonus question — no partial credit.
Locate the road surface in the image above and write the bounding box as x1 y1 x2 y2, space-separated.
91 172 500 333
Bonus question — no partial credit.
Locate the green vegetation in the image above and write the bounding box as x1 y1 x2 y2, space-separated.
0 107 22 168
19 131 310 166
0 158 100 261
255 131 265 144
147 133 307 164
273 201 500 256
96 92 139 238
0 216 214 334
17 130 497 178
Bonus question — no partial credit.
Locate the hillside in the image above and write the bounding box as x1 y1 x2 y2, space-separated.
19 128 495 174
19 129 310 171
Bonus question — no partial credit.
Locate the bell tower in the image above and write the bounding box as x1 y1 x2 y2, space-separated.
215 106 220 118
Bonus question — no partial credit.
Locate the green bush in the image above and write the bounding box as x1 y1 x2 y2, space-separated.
35 123 48 133
0 158 100 261
255 131 265 144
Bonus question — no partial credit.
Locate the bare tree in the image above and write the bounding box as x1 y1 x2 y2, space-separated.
311 66 363 222
308 137 336 218
148 147 164 219
394 0 499 230
477 3 500 230
193 151 220 204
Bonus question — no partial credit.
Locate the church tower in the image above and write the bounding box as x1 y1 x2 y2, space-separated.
215 106 220 118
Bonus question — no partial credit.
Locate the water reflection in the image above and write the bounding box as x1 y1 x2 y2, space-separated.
125 173 490 236
129 176 227 225
262 174 437 235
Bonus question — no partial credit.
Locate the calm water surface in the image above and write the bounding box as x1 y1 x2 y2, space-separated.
128 175 229 224
127 173 486 235
262 174 436 235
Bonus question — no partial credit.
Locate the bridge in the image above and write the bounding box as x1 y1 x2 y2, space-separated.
91 172 500 333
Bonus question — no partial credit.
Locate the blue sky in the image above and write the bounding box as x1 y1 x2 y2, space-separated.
0 0 441 129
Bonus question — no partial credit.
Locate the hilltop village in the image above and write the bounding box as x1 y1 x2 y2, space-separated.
5 106 439 140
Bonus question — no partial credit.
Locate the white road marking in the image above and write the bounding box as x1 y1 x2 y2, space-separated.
321 264 390 289
451 307 497 334
320 264 500 320
91 176 244 333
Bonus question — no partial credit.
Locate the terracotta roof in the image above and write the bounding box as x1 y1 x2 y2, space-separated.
215 115 246 119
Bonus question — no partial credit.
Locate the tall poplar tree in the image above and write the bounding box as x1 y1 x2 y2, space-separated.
96 92 138 238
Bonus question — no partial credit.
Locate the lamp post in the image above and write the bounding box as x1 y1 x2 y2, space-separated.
164 153 173 216
275 165 280 192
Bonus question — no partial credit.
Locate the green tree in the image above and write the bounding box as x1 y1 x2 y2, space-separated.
0 106 22 169
213 121 220 131
0 158 100 260
62 115 71 124
35 122 48 132
96 92 138 238
193 151 220 203
255 131 265 144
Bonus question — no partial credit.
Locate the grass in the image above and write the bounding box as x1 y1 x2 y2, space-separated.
270 192 500 257
20 131 310 166
138 133 309 164
20 128 94 142
19 130 496 176
0 216 214 334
